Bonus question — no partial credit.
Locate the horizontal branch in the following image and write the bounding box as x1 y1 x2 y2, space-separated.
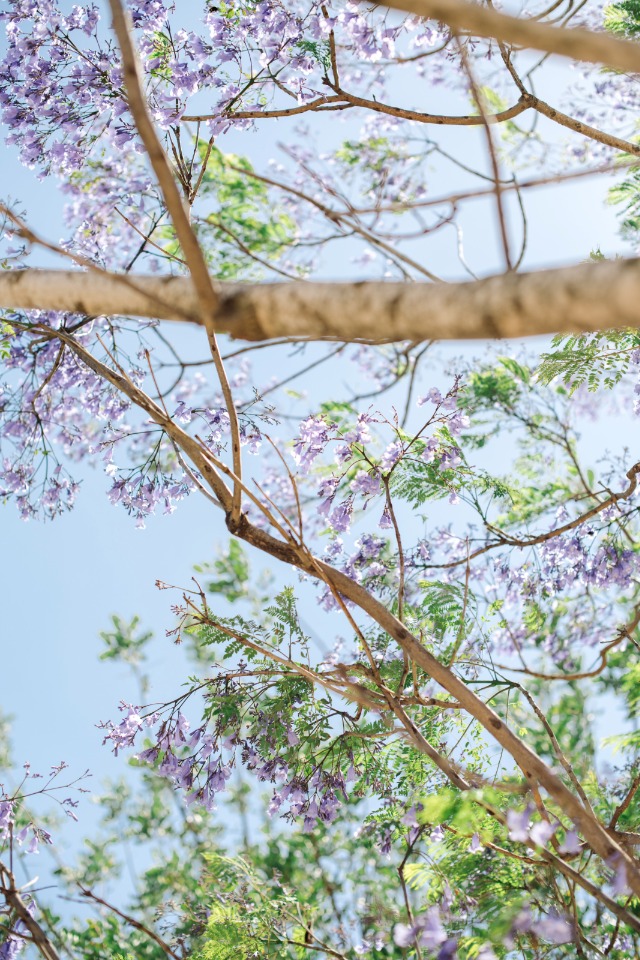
382 0 640 74
5 261 640 341
323 82 529 125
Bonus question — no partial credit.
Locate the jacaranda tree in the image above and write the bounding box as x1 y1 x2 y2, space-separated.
2 0 640 957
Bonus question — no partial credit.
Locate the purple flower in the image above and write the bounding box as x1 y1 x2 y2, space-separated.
418 387 442 406
380 440 404 471
378 828 392 855
559 830 581 855
528 819 557 848
328 500 353 533
393 923 415 948
531 912 573 944
476 947 498 960
378 506 393 529
440 449 462 471
402 803 423 828
399 907 447 950
292 416 333 473
350 470 380 498
430 824 445 843
101 703 144 754
468 832 482 853
608 853 630 895
506 805 532 842
15 825 29 845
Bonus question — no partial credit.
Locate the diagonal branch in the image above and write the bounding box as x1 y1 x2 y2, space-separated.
0 863 61 960
380 0 640 74
223 512 640 895
79 886 180 959
108 0 244 522
15 320 233 513
107 0 217 319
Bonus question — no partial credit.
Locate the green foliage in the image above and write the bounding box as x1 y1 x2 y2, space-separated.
0 712 13 770
5 353 640 959
99 615 153 666
194 902 268 960
336 137 399 172
192 856 300 959
295 37 331 72
194 538 274 607
64 914 167 960
317 398 356 425
99 615 154 696
389 430 470 507
196 141 298 280
473 87 525 140
154 140 298 279
608 164 640 235
604 0 640 39
147 31 173 80
459 357 527 411
416 578 476 644
0 320 14 359
536 329 640 392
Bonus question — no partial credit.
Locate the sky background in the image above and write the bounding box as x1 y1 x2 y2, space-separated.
0 0 637 866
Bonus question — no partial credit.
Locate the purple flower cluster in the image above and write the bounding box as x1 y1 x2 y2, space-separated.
100 701 157 756
0 0 446 181
0 0 216 173
0 797 15 844
0 304 273 523
0 314 134 518
102 700 353 829
505 805 574 852
107 474 194 528
1 760 78 859
394 906 455 957
503 532 636 656
510 908 573 946
292 415 336 474
319 532 389 608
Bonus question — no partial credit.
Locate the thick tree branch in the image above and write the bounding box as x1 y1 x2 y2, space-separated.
380 0 640 74
525 93 640 156
7 259 640 341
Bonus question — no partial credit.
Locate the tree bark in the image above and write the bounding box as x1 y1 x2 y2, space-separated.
380 0 640 75
2 260 640 342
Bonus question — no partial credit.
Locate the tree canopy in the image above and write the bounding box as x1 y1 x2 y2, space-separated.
2 0 640 958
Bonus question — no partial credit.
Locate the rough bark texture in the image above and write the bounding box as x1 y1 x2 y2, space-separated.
3 261 640 341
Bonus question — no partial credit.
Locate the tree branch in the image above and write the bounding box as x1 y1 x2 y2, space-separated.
380 0 640 74
8 259 640 341
108 0 245 522
0 863 61 960
108 0 217 319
